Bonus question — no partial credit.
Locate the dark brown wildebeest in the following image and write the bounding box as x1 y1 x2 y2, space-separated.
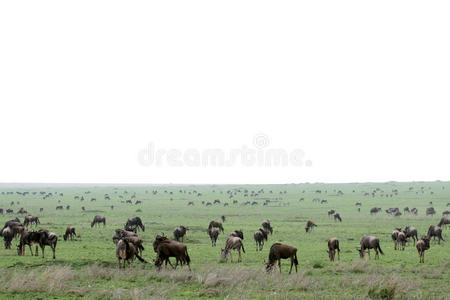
305 220 317 233
23 215 40 227
17 208 27 214
173 226 188 242
18 230 58 259
370 207 381 215
404 207 410 213
135 200 142 205
357 235 384 259
254 228 268 251
125 217 145 232
56 205 63 210
116 238 147 268
153 235 191 271
81 206 85 211
327 237 340 261
355 201 362 206
66 205 70 210
426 207 436 216
261 219 273 235
438 217 449 229
334 213 342 222
6 209 13 214
320 199 328 204
207 227 219 246
229 230 244 240
328 210 335 217
112 229 137 244
39 208 43 212
391 228 401 250
411 208 418 215
416 236 431 263
265 243 298 274
91 215 106 228
187 201 194 206
206 202 212 206
63 226 76 241
427 225 444 244
403 226 418 244
208 220 224 233
213 199 221 204
221 215 226 222
396 231 406 251
1 227 14 249
221 236 245 263
442 211 450 217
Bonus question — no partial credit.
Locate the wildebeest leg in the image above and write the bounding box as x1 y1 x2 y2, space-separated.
52 245 56 259
337 249 340 261
238 249 241 262
278 259 282 273
28 244 33 256
289 257 293 274
118 258 122 268
41 245 45 258
374 249 379 259
229 251 233 263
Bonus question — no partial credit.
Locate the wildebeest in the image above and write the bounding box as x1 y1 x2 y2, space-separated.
396 231 406 251
1 227 14 249
116 238 147 268
437 217 449 229
392 228 401 249
221 236 245 263
208 220 224 233
411 207 418 215
56 205 63 210
427 225 444 244
187 201 194 206
426 207 436 216
39 208 43 212
23 215 40 227
125 217 145 232
221 215 226 222
370 207 381 215
327 210 335 217
207 227 219 246
334 213 342 222
416 236 431 263
355 201 362 206
327 237 340 261
254 228 267 251
229 230 244 240
6 209 13 214
153 235 191 271
113 229 137 244
403 226 418 244
305 220 317 233
173 226 188 242
18 230 58 259
91 215 106 228
265 243 298 274
357 235 384 259
261 219 273 235
63 226 76 241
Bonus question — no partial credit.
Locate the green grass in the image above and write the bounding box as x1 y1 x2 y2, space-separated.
0 182 449 299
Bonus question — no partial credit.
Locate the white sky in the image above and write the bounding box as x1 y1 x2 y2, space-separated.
0 1 449 184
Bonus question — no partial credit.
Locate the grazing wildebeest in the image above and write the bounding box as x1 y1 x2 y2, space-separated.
261 219 273 235
442 211 450 217
404 207 410 213
403 226 418 244
357 235 384 259
17 208 27 214
427 225 444 244
66 205 70 210
254 228 267 251
125 217 145 232
1 227 14 249
396 231 407 251
426 207 436 216
391 228 401 249
207 227 219 246
334 213 342 222
411 208 418 215
23 215 40 227
63 226 76 241
173 226 188 242
355 201 362 206
327 237 340 261
221 236 245 263
208 220 224 233
187 201 194 206
438 217 449 229
206 202 212 206
305 220 317 233
56 205 63 210
113 229 137 244
213 199 221 204
328 210 335 217
229 230 244 240
221 215 226 222
416 236 431 263
91 215 106 228
370 207 381 215
153 235 191 271
265 243 298 274
6 208 13 214
116 239 147 268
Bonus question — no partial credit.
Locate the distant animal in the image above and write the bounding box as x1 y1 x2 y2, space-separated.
125 217 145 232
56 206 63 210
327 237 340 261
403 226 418 244
334 213 342 222
261 219 273 235
265 243 298 274
66 205 70 210
207 227 219 247
411 208 418 215
426 207 436 216
229 230 244 240
116 239 147 268
254 228 268 251
437 217 449 229
355 201 362 206
357 235 384 259
39 208 43 212
187 201 194 206
442 211 450 217
23 215 40 227
327 210 335 217
427 225 444 244
221 215 226 222
370 207 381 215
305 220 317 233
63 226 76 241
208 221 224 233
173 226 188 242
221 236 245 263
91 215 106 228
416 236 431 263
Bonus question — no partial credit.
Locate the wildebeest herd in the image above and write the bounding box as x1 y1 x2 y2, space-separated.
0 184 448 277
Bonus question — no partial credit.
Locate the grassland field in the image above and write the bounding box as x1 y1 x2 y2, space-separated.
0 182 449 300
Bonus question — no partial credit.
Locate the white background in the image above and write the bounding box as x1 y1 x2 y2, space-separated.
0 1 449 184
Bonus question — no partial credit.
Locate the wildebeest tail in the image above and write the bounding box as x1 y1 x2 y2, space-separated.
294 252 299 265
135 253 147 263
439 231 445 241
185 249 191 264
377 244 384 255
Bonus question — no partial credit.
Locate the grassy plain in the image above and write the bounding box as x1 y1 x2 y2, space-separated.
0 182 449 299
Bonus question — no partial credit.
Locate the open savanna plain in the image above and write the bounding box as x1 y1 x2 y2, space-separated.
0 182 449 300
